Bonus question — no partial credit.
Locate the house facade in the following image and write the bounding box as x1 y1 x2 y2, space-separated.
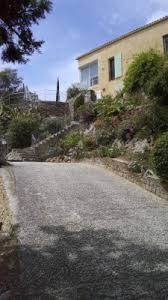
76 16 168 98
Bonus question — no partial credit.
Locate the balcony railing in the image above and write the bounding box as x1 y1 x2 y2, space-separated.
79 76 99 89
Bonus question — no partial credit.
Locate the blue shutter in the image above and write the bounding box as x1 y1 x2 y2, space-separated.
114 53 122 78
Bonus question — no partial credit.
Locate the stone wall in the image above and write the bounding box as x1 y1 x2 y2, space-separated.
85 157 168 200
39 101 70 118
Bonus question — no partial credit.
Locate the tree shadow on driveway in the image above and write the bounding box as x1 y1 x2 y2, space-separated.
15 225 168 299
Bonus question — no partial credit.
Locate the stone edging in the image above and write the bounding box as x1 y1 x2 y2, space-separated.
83 157 168 200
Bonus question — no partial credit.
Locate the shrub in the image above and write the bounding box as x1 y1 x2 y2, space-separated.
73 94 85 121
136 105 168 136
114 118 135 141
128 161 143 174
95 128 116 146
151 132 168 180
76 102 96 123
9 117 39 148
83 135 97 150
0 104 13 134
148 60 168 105
115 104 168 141
40 117 64 135
0 103 41 135
124 50 164 95
74 94 85 112
96 145 123 158
124 92 149 108
125 150 152 171
67 84 86 100
95 95 125 122
60 130 81 151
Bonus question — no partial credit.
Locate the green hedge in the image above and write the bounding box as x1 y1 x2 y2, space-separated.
9 117 39 148
124 50 163 95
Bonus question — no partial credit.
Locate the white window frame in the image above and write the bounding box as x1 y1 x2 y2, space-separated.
80 60 99 88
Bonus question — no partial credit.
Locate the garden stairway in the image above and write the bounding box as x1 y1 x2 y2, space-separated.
6 121 79 162
6 147 39 162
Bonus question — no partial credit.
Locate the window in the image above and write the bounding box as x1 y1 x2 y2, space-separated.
90 62 98 86
109 57 115 80
80 61 98 88
81 66 90 88
163 35 168 54
109 53 122 81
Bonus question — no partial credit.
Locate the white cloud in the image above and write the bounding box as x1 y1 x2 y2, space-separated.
98 12 123 35
146 0 168 23
68 29 81 41
149 0 168 6
146 10 168 23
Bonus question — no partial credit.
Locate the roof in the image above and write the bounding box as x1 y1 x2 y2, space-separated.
76 16 168 60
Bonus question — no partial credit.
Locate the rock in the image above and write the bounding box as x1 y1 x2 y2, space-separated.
128 161 143 174
144 169 156 178
68 147 78 158
6 149 23 161
84 124 95 135
48 146 64 157
125 139 150 154
113 139 123 149
64 156 71 162
133 139 150 153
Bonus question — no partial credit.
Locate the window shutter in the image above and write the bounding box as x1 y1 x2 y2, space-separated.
114 53 122 78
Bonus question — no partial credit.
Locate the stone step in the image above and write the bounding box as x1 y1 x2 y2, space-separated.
7 121 80 162
21 156 37 159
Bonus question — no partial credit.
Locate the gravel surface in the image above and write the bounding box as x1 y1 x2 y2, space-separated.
0 177 12 233
0 176 18 298
4 162 168 299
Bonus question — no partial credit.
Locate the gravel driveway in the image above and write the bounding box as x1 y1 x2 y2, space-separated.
3 162 168 299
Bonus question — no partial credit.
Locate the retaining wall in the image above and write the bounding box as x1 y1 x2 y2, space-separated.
85 157 168 200
39 101 70 118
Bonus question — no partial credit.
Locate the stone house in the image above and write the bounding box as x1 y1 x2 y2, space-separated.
76 16 168 98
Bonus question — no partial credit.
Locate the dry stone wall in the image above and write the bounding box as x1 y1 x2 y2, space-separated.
39 101 70 118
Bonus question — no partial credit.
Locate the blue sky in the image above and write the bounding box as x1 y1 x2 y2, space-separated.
1 0 168 100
